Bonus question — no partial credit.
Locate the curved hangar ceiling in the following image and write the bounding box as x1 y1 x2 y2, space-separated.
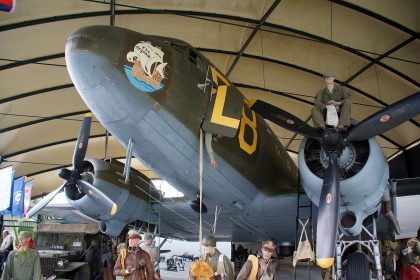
0 0 419 197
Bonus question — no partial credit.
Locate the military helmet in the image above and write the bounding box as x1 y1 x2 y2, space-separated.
144 233 153 241
202 235 216 247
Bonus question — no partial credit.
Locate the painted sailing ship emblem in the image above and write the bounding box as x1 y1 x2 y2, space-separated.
124 41 168 93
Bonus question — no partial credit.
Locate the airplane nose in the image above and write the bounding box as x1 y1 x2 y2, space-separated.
65 25 158 124
65 26 114 92
65 26 132 123
66 32 96 53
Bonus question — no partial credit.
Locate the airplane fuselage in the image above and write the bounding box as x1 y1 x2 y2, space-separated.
66 26 298 209
66 26 398 241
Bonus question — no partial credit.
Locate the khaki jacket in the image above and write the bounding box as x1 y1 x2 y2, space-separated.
203 249 234 280
113 247 155 280
314 85 351 111
1 249 41 280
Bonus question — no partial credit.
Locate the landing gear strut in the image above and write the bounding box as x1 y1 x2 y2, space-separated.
335 215 384 280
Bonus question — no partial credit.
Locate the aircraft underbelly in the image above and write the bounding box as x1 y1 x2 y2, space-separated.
160 193 306 242
103 105 257 208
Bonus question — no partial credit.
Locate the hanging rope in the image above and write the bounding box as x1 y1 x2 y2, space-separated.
199 128 204 258
189 129 215 280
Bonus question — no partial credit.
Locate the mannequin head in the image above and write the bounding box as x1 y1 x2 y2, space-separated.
323 72 336 86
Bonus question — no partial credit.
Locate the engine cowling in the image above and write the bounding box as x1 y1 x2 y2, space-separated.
65 158 155 236
99 219 127 236
298 137 388 236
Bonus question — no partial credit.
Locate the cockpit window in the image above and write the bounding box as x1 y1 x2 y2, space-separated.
167 42 206 72
169 42 187 54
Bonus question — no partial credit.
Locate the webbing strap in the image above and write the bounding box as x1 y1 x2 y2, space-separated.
121 248 127 280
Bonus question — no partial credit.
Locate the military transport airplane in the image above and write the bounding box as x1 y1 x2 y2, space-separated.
26 25 420 273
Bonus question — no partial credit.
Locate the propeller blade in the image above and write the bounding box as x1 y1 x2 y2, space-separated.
76 180 117 216
26 183 66 219
73 113 93 171
249 100 321 140
316 153 340 269
346 92 420 142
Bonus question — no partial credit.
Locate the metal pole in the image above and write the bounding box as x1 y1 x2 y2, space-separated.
336 238 342 279
372 215 383 279
157 236 168 250
110 0 116 26
104 130 109 160
123 138 133 183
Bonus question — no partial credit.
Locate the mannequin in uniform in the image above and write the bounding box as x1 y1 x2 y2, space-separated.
236 240 277 280
202 235 234 280
113 230 155 280
140 233 161 280
311 72 352 133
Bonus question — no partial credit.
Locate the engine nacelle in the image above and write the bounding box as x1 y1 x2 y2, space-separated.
99 219 127 236
298 137 388 236
65 158 156 236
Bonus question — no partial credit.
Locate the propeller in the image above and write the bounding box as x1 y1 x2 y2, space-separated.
73 112 93 171
26 113 117 219
249 100 322 140
249 92 420 268
315 153 340 269
77 180 117 216
346 91 420 142
25 183 66 219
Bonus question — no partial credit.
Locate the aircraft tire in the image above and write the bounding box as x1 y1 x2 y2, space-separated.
345 252 370 280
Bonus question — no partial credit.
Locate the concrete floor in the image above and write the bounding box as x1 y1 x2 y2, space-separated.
160 258 323 280
278 259 323 279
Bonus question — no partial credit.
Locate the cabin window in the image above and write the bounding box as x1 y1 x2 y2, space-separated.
189 49 205 72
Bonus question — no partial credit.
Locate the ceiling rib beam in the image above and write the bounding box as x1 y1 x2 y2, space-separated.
0 80 403 161
234 83 313 105
343 36 418 85
0 110 89 134
2 134 106 159
0 84 73 105
0 9 418 87
330 0 419 37
261 23 420 88
2 49 419 129
388 138 420 162
199 49 419 127
226 0 281 77
0 53 65 71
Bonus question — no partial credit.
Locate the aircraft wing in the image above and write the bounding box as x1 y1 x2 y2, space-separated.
158 194 312 242
38 192 98 224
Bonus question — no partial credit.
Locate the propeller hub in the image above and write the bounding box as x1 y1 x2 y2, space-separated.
320 143 356 170
58 168 72 180
321 129 344 154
